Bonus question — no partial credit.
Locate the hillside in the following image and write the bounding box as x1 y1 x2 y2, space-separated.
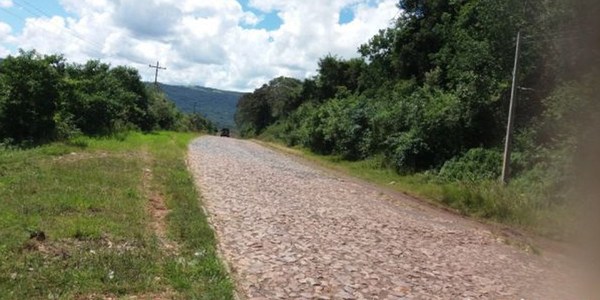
158 83 244 129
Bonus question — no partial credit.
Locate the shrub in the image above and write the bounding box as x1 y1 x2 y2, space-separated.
383 129 429 173
438 148 502 182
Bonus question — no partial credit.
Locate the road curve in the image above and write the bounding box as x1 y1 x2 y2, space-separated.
188 136 563 300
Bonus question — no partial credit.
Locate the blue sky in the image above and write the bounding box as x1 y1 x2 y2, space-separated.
2 0 358 38
1 1 68 32
1 0 351 33
0 0 397 91
236 0 282 30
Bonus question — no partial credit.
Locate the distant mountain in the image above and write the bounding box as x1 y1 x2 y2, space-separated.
157 83 244 129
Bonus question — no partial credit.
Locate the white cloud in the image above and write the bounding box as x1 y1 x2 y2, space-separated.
0 0 13 8
0 22 11 36
0 22 11 56
114 0 181 38
2 0 399 91
59 0 112 15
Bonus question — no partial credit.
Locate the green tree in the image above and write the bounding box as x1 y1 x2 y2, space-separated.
0 50 213 145
61 61 157 135
0 50 63 143
314 55 366 101
147 87 181 130
61 60 125 135
234 77 302 137
235 89 271 136
109 66 152 130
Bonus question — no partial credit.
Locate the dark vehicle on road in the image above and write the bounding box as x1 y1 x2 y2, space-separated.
220 128 230 137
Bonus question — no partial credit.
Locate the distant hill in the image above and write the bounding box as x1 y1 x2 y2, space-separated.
156 83 244 129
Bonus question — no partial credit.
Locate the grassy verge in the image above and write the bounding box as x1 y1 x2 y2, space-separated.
256 140 570 239
0 132 233 299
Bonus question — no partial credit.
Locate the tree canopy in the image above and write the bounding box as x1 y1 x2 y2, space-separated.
235 0 598 187
0 50 215 145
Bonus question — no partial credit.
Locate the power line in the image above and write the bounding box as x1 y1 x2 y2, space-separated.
13 0 48 19
17 0 52 18
522 29 598 43
500 24 599 183
525 28 598 38
16 0 105 50
0 6 28 22
522 33 596 45
10 0 105 57
3 1 164 85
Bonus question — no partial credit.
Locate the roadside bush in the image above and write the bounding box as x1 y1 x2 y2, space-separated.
383 129 429 173
147 88 181 130
259 121 287 143
279 103 317 147
438 148 502 182
316 96 373 160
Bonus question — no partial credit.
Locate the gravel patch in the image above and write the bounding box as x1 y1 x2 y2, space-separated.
188 136 566 299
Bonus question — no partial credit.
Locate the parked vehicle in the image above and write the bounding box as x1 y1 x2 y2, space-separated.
220 128 230 137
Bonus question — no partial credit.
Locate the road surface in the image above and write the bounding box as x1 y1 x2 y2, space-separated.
188 136 566 299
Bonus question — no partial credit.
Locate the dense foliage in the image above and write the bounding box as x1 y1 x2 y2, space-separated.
235 76 302 136
236 0 599 207
0 50 215 145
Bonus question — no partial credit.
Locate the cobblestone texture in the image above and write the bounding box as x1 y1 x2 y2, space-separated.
188 136 565 300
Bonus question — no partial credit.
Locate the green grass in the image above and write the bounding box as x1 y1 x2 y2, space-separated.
257 141 570 239
0 132 233 299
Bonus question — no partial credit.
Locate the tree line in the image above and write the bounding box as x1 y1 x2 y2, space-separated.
0 50 215 146
235 0 599 204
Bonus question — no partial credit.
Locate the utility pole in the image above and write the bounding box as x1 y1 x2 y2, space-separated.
149 61 166 87
501 31 521 184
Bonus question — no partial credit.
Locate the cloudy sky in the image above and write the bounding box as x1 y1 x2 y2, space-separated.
0 0 399 91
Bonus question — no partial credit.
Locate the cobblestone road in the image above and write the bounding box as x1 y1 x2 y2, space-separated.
188 136 564 299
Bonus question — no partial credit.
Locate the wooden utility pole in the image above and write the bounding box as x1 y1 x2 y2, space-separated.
501 31 521 184
149 61 166 87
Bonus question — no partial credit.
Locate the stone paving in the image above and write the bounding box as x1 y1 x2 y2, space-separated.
188 136 566 299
